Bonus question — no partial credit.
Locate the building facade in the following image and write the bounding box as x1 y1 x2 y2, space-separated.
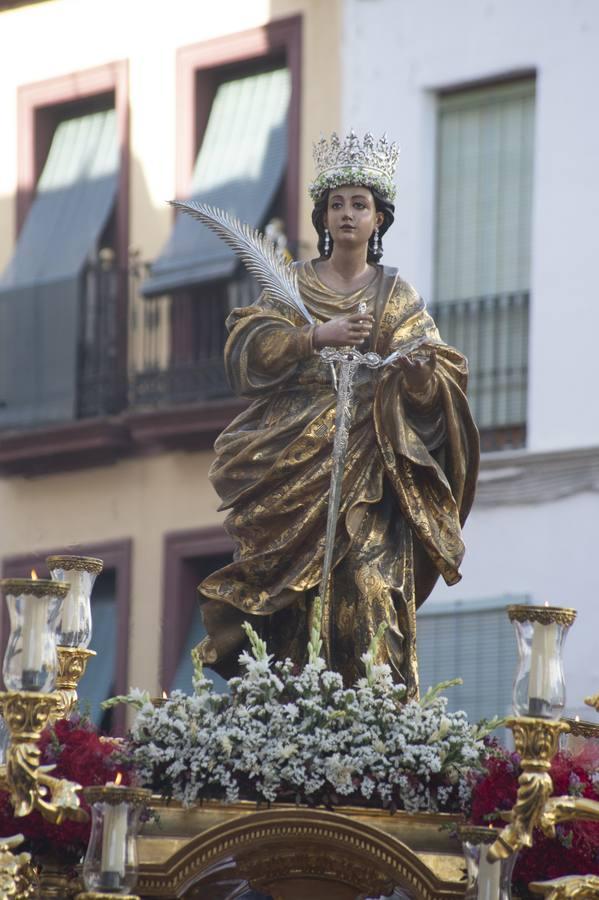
0 0 597 727
339 0 599 719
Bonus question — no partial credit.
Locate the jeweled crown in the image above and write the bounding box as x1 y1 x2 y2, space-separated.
309 130 399 203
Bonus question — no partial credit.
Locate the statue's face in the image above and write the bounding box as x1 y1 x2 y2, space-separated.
324 185 384 252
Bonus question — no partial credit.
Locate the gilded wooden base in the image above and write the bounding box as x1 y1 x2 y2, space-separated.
136 799 466 899
76 894 140 899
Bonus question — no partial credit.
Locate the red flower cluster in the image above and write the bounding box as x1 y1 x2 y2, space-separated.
471 742 599 897
0 714 131 859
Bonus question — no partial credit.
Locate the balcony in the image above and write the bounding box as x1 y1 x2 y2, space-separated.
429 292 529 452
0 259 528 473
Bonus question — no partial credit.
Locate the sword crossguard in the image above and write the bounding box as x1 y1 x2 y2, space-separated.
319 346 383 368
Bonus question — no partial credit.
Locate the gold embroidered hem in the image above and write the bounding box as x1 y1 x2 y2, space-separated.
198 262 479 697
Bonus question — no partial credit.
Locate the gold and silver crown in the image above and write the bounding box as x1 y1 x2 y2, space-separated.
309 130 399 203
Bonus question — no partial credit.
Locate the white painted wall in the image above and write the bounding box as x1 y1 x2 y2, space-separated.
341 0 599 716
341 0 599 452
432 489 599 718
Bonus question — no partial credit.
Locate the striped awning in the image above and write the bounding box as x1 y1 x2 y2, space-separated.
0 109 118 427
142 67 290 297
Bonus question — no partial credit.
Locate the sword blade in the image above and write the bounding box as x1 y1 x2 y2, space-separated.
320 352 359 663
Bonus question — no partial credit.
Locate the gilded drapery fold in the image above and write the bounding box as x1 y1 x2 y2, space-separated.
198 262 479 692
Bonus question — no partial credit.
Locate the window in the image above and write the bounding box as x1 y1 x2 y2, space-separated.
137 17 301 409
416 596 528 724
77 568 117 730
0 63 128 430
162 529 234 694
432 78 535 450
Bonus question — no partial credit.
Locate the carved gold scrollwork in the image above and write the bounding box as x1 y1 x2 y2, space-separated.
0 834 37 899
529 874 599 898
540 796 599 838
507 605 577 628
52 647 96 722
488 718 568 862
584 693 599 713
0 692 87 824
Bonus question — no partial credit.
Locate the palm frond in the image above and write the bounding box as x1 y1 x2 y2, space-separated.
169 200 314 324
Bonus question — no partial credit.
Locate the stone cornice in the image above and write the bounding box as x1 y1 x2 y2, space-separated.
476 445 599 506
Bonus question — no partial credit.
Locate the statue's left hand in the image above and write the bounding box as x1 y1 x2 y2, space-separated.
397 349 437 394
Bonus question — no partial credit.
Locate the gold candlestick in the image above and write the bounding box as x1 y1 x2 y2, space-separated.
0 691 87 823
53 646 97 721
488 717 568 861
488 716 599 863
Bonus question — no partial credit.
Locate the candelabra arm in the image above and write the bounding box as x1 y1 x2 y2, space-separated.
0 691 88 825
488 717 568 862
540 795 599 838
584 693 599 714
529 874 599 899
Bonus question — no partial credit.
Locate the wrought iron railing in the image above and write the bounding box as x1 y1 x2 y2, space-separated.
77 251 124 418
429 292 529 450
76 255 262 416
128 262 260 408
60 262 530 452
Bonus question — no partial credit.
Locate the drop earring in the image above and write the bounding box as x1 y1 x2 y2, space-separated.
324 228 331 255
372 227 379 255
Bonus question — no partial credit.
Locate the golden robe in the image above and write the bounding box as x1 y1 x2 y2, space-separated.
198 261 479 697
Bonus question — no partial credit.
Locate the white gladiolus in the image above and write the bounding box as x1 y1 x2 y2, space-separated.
126 623 502 813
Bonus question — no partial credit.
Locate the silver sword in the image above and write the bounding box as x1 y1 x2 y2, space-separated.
317 310 435 661
317 304 387 663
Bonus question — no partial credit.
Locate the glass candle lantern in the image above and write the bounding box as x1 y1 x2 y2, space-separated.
560 716 599 756
82 783 151 894
0 578 69 693
459 826 518 900
47 555 103 649
508 605 576 719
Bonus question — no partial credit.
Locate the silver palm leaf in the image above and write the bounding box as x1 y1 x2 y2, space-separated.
169 200 314 325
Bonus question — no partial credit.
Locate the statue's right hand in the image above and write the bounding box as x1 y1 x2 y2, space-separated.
313 312 374 349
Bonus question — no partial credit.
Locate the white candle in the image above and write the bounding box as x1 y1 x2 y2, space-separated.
528 621 558 711
22 594 45 672
477 845 502 900
61 570 83 635
101 800 127 877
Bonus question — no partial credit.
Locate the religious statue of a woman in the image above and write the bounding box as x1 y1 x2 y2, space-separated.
197 131 479 698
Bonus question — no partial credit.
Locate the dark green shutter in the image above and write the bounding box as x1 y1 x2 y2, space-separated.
417 597 529 723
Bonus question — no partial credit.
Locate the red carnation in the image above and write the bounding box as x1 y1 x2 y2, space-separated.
0 715 133 859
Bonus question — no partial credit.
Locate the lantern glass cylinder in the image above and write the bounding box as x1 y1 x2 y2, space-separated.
47 556 102 649
1 579 66 692
82 787 149 894
461 830 517 900
509 605 576 719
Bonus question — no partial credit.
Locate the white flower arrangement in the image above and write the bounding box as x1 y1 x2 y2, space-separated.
121 604 501 814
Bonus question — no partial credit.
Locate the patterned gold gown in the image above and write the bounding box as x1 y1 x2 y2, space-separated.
198 261 479 697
